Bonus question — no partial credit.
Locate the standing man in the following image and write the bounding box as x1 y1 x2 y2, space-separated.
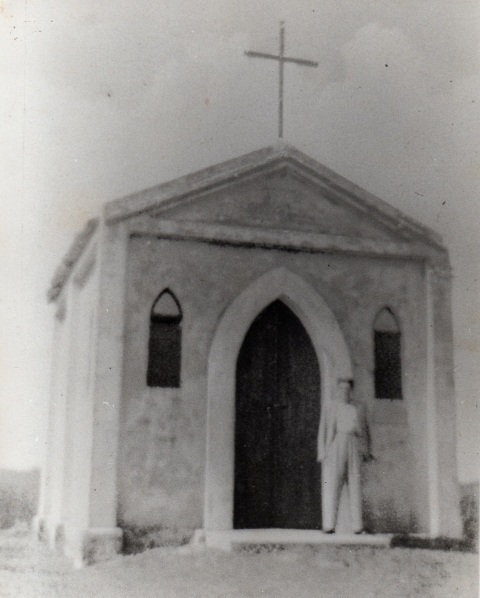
317 379 372 534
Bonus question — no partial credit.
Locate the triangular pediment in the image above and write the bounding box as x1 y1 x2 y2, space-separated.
148 169 398 241
49 146 448 303
105 144 443 248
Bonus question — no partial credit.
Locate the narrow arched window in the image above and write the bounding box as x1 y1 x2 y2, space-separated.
147 289 182 388
374 307 402 399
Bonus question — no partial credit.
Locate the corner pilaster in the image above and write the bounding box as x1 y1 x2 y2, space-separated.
86 220 128 558
425 262 462 537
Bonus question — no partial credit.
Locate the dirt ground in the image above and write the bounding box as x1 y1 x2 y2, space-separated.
0 526 477 598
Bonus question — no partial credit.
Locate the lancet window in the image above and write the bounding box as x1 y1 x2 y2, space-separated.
147 289 182 388
374 307 402 399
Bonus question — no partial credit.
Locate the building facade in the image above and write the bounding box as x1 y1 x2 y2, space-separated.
37 145 462 565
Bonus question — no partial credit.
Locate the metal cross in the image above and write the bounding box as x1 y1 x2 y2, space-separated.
245 22 318 138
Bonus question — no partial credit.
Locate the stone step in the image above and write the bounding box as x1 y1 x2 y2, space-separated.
201 529 393 551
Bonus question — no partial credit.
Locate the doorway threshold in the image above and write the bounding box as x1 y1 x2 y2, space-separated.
202 529 393 551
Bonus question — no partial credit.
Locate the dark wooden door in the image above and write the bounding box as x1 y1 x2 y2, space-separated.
234 300 322 529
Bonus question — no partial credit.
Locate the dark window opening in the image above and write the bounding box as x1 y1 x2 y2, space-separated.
374 308 402 399
147 289 182 388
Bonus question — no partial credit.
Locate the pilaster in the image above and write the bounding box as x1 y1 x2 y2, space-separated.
425 263 462 537
85 220 128 558
39 289 75 549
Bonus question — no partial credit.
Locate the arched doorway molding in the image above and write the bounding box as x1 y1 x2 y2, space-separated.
204 267 352 531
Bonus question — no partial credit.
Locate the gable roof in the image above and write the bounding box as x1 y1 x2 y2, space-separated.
48 218 99 303
104 143 444 248
48 144 447 303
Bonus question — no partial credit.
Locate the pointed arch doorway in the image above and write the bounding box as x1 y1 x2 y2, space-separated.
204 267 352 534
234 300 322 529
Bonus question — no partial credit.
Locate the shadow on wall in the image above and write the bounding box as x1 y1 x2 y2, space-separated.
460 482 479 551
0 469 40 529
118 483 479 556
121 524 193 555
2 467 476 553
390 482 478 553
362 497 418 535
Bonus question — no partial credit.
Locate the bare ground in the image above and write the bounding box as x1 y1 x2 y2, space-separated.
0 525 477 598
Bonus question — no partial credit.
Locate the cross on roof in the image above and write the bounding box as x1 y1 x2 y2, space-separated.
245 22 318 138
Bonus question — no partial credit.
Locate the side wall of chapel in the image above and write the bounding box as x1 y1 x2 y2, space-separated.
40 246 99 559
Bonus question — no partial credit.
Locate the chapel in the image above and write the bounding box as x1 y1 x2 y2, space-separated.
37 144 462 565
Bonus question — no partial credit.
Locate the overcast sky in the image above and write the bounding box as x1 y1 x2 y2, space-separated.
1 0 479 482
